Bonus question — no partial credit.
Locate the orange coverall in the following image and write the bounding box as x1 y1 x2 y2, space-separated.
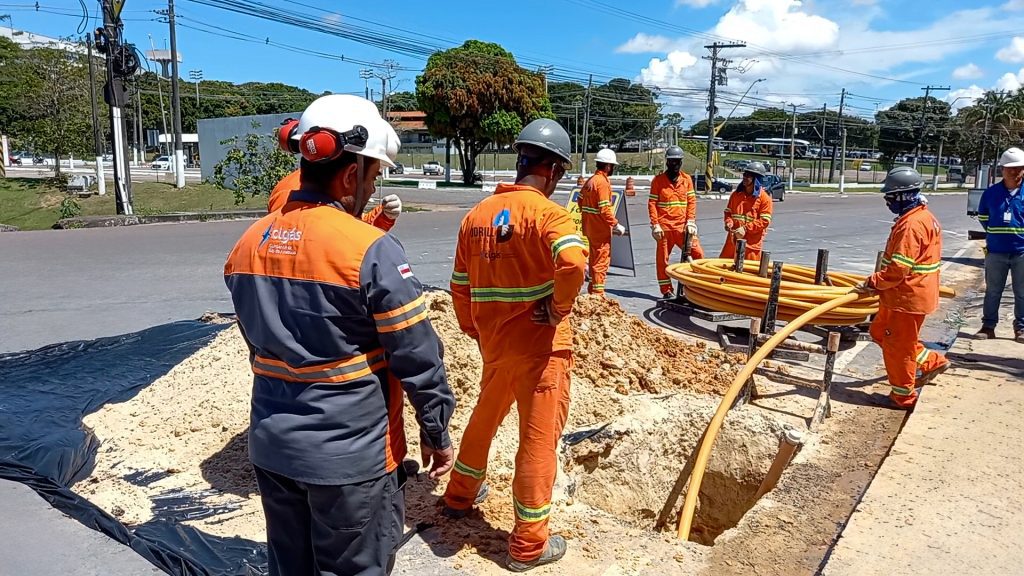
579 171 617 294
867 204 946 408
445 183 587 562
721 185 773 262
268 169 395 231
649 171 705 295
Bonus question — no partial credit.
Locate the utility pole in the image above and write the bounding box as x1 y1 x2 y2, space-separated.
828 89 846 184
98 0 133 214
86 35 106 196
538 65 553 97
817 103 827 184
839 127 848 196
978 101 993 186
788 103 798 190
359 68 373 100
580 74 593 176
931 134 944 190
702 41 745 194
149 35 172 159
135 84 143 166
373 60 398 120
189 69 202 107
167 0 185 188
913 85 949 169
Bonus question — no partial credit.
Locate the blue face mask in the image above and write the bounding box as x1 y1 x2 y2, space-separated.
745 174 762 197
885 191 922 216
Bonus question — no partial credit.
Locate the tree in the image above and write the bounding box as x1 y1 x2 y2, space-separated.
875 96 952 167
416 40 550 184
212 121 296 205
386 91 418 112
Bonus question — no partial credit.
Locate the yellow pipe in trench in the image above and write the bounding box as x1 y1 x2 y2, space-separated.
676 292 863 541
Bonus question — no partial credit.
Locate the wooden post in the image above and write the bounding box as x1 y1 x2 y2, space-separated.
811 331 841 430
814 248 830 285
734 239 747 273
758 251 772 278
676 231 695 299
762 262 784 335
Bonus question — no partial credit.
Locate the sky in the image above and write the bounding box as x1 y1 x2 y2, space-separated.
5 0 1024 127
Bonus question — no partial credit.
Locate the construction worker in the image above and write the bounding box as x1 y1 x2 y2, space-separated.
976 147 1024 342
579 148 627 294
224 94 455 576
271 122 403 230
649 145 705 298
721 161 773 262
444 118 587 572
854 167 949 410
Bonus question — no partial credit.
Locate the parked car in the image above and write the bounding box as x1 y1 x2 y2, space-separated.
762 174 786 202
693 175 733 193
390 162 404 175
422 161 443 176
151 155 171 171
858 163 872 172
948 166 965 184
774 159 787 169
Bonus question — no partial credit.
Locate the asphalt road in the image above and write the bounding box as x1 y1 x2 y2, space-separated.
0 190 976 353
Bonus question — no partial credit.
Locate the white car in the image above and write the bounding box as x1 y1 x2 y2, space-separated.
422 161 443 176
859 163 872 172
151 156 172 171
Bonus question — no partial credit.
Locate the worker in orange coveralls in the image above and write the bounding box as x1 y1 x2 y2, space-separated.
443 118 587 572
272 121 403 229
649 145 705 298
578 148 627 294
853 167 950 410
720 161 773 262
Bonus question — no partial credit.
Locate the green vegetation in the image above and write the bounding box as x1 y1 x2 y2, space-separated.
0 178 265 231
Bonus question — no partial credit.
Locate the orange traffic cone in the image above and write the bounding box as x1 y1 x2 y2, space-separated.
625 176 636 197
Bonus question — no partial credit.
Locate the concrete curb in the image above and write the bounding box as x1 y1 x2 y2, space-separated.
54 210 266 229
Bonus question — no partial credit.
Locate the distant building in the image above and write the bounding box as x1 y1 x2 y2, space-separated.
387 111 439 151
0 25 83 53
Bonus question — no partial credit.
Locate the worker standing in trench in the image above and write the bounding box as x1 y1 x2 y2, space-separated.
444 118 587 572
854 166 950 410
271 120 404 228
720 161 773 262
224 94 456 576
579 148 627 294
649 145 705 298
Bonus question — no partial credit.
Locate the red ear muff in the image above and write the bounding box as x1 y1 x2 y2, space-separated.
277 118 300 154
299 126 343 163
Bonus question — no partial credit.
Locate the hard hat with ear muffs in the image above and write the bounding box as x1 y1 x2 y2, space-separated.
277 118 301 154
289 94 399 167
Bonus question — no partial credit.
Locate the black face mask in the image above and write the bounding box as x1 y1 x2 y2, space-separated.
666 160 682 178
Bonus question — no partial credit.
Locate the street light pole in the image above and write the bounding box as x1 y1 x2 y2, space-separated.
189 69 202 107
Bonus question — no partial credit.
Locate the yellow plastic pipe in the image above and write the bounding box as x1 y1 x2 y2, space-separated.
676 292 863 541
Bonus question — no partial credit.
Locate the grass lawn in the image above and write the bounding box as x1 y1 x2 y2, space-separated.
0 178 266 231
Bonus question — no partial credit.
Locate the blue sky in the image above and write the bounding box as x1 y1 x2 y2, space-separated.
5 0 1024 125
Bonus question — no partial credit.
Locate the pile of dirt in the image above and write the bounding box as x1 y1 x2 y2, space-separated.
74 290 779 572
571 296 743 395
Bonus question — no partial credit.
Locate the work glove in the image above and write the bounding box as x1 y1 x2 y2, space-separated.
383 194 402 220
851 282 875 295
614 223 627 236
686 222 698 237
651 224 664 241
734 226 746 239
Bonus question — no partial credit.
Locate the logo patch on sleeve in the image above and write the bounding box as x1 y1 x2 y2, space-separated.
397 263 414 279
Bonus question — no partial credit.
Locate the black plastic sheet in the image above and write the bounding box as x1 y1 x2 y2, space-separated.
0 321 267 575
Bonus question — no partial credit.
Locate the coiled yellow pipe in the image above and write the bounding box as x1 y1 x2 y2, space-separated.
666 259 953 326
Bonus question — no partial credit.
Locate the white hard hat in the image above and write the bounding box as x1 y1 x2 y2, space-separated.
596 148 618 165
295 94 399 168
998 147 1024 168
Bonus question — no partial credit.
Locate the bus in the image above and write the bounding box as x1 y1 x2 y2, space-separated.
754 138 810 158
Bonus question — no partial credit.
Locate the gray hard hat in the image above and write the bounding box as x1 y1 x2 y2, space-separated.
666 145 685 160
743 161 768 177
514 118 572 164
880 166 923 194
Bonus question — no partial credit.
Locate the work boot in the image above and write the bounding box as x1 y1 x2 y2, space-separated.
867 393 915 411
506 535 568 573
916 358 950 387
1016 331 1024 344
441 483 490 519
975 327 997 339
660 291 676 301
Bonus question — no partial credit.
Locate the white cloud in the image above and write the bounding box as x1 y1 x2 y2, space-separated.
639 50 700 88
946 85 985 110
677 0 719 6
616 33 683 54
952 63 984 80
1004 0 1024 9
996 69 1024 91
997 37 1024 63
714 0 839 55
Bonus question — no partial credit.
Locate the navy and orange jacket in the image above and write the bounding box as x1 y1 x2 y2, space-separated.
723 185 774 251
868 205 942 315
450 183 588 364
269 169 395 231
579 172 618 244
649 171 697 231
225 188 454 484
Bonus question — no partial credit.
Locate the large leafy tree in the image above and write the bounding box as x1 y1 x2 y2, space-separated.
416 40 550 183
875 96 952 167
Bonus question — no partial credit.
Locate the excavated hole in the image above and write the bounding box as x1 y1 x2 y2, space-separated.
561 393 782 545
